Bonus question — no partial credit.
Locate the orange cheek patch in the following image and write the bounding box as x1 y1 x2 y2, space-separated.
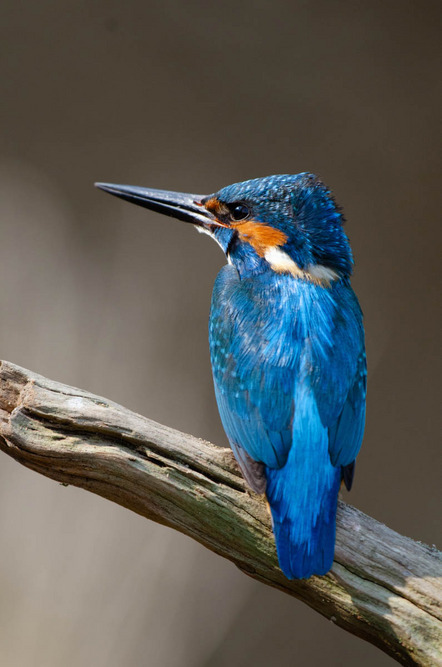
233 220 288 256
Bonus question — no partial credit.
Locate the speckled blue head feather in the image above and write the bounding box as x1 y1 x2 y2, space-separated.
213 173 353 277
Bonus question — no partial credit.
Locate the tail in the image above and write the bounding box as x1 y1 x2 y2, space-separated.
265 387 341 579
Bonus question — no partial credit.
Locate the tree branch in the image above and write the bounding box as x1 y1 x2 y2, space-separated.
0 361 440 666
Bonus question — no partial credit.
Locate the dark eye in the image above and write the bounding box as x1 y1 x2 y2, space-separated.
230 203 250 221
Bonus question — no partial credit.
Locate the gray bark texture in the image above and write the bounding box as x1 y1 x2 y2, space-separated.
0 361 440 666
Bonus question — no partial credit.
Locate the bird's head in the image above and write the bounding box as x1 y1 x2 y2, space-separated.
96 173 353 285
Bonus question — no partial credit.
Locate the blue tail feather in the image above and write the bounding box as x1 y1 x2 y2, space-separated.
266 386 341 579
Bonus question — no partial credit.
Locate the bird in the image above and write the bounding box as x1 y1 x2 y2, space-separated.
95 173 366 579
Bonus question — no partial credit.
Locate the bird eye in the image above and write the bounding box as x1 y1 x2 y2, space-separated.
230 203 250 221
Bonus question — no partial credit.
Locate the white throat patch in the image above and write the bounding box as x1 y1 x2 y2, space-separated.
264 247 338 286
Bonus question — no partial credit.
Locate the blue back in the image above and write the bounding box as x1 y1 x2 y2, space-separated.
209 265 366 578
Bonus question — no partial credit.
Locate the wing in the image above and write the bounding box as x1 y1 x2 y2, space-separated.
210 266 297 477
307 282 366 469
328 352 366 468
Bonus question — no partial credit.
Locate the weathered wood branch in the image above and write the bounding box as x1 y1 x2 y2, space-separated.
0 361 440 665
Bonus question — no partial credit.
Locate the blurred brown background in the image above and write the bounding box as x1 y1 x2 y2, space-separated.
0 1 440 666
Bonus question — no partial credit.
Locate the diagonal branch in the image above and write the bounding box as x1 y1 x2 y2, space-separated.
0 360 440 666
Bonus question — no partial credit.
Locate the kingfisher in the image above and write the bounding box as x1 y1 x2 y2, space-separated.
96 173 366 579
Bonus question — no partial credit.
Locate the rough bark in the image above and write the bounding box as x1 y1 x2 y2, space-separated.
0 360 440 665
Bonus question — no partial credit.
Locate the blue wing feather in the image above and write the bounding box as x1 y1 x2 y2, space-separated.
210 266 296 468
328 351 366 467
209 265 366 578
308 282 366 468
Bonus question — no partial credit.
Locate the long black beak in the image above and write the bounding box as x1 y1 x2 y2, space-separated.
95 182 214 227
